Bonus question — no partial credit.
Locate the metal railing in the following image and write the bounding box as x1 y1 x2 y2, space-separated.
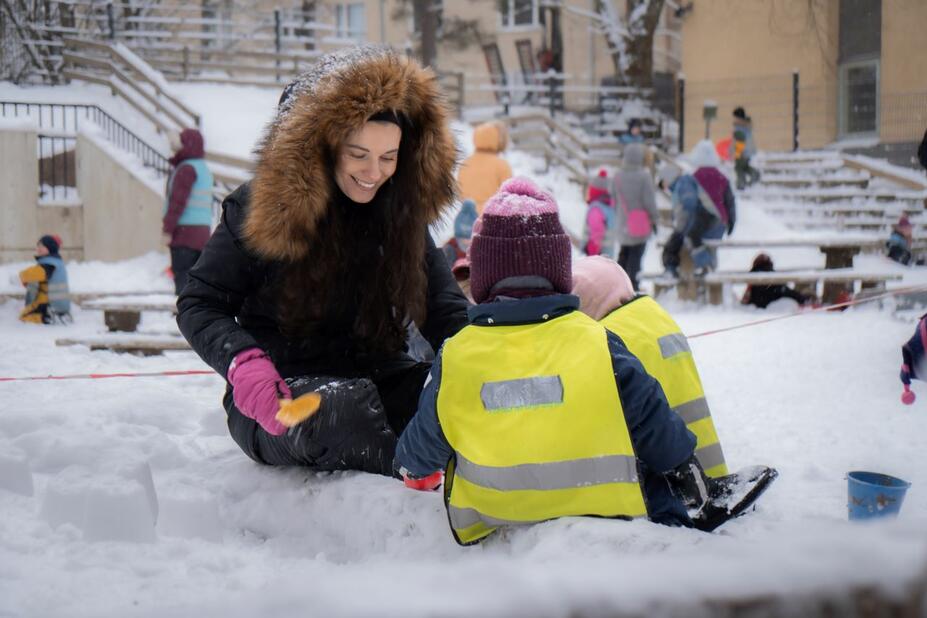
37 134 75 202
0 100 170 177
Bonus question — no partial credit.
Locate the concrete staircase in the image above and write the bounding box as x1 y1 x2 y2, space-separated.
746 151 927 235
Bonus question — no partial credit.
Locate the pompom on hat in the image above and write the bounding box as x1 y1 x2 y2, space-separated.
468 177 572 304
587 169 612 205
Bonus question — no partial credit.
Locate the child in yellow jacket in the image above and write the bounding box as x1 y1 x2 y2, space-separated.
19 235 71 324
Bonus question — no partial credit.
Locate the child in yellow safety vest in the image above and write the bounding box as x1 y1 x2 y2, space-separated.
394 178 772 545
572 255 730 478
19 235 71 324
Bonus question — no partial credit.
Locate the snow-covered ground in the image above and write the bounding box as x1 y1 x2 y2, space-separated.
2 251 927 617
3 80 927 616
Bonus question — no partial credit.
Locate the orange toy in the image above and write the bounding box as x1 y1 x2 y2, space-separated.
715 137 732 162
275 392 322 427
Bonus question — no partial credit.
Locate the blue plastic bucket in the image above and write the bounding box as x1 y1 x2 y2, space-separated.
847 471 911 521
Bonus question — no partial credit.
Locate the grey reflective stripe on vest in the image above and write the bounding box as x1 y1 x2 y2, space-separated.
658 332 690 358
47 282 68 302
455 452 638 492
695 442 725 471
448 504 638 531
673 397 711 425
448 505 533 529
480 376 564 411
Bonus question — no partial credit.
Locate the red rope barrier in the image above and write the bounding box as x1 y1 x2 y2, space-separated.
688 284 927 339
0 369 214 382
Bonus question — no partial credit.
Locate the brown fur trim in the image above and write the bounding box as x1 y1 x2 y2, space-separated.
244 51 458 261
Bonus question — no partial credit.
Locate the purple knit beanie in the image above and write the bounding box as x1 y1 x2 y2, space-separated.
469 177 572 304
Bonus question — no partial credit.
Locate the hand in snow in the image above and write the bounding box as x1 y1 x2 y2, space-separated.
227 348 291 436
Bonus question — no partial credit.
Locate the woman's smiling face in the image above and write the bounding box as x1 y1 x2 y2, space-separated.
334 121 402 204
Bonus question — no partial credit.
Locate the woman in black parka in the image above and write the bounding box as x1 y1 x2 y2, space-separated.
177 46 469 476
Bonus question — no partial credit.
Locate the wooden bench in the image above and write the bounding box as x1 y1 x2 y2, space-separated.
82 294 177 332
56 335 190 356
652 269 900 306
699 269 901 306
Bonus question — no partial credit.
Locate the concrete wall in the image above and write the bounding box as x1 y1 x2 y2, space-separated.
680 0 927 152
76 132 164 262
0 124 40 263
879 0 927 143
679 0 838 152
0 125 86 263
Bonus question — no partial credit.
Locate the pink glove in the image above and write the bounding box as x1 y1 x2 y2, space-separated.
227 348 292 436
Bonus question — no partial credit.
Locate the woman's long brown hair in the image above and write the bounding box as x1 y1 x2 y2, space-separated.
276 122 428 356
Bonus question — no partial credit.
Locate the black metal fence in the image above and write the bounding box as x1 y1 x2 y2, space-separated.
37 135 75 201
0 101 170 177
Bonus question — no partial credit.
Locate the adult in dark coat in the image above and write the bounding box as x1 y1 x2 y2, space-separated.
177 46 469 476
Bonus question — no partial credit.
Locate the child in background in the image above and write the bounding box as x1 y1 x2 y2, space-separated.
457 121 513 215
442 199 478 268
740 253 810 309
19 235 71 324
900 314 926 404
886 215 915 265
582 169 617 258
730 107 760 190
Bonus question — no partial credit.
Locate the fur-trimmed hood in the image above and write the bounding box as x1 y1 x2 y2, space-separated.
244 45 458 261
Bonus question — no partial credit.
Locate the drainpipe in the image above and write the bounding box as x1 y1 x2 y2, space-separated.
379 0 386 43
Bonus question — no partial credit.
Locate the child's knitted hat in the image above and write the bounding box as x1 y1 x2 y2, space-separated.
469 177 571 304
571 256 635 320
587 169 611 204
38 234 61 256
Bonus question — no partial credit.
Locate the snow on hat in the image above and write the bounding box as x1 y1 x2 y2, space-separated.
39 234 61 256
454 199 478 241
469 177 571 304
587 169 611 204
689 139 721 169
571 256 635 320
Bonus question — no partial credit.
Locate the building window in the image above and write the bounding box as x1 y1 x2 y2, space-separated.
335 3 366 41
500 0 539 28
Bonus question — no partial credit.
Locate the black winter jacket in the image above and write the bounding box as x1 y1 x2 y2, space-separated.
177 183 470 381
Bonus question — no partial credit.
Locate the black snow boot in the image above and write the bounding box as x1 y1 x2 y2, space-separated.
667 456 779 532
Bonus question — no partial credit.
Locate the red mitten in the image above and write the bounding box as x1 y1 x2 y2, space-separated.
402 470 444 491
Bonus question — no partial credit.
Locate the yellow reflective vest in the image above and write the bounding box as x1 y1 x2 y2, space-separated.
437 310 647 545
600 296 728 478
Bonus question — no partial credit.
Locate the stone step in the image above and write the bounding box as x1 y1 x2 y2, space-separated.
759 177 870 189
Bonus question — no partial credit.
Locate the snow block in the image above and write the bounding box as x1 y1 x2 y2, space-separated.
81 477 157 543
41 460 160 543
157 486 222 542
41 466 95 529
0 446 34 496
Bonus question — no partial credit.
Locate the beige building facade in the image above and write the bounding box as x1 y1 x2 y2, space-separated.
678 0 927 153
